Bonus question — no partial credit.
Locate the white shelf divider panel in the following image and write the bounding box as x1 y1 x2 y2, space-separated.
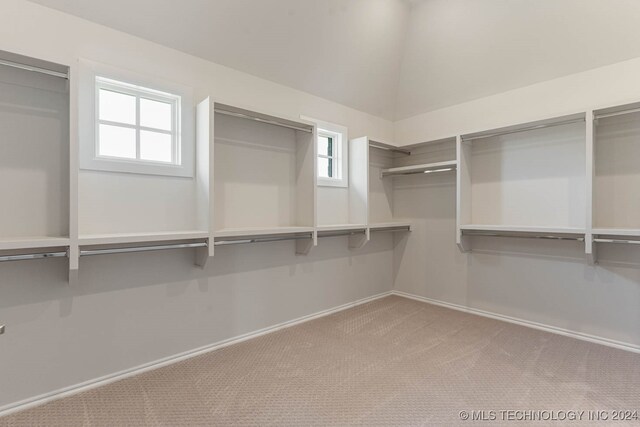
195 97 215 267
213 102 317 255
381 160 457 178
347 136 370 248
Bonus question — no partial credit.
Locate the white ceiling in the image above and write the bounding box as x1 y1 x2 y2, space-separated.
27 0 640 120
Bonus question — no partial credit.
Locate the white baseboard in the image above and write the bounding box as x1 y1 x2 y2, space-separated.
392 290 640 355
0 291 392 418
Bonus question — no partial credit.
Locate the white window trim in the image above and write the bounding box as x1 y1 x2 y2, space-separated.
79 59 194 178
302 116 348 188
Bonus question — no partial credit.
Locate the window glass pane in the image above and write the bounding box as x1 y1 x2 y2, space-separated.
98 124 136 159
140 130 173 163
140 98 173 131
318 157 330 178
318 136 333 156
99 89 136 125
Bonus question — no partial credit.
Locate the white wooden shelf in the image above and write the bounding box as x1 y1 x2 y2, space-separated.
317 224 366 232
0 237 70 251
381 160 457 177
460 225 585 236
214 227 314 239
592 228 640 237
369 222 412 232
79 231 209 246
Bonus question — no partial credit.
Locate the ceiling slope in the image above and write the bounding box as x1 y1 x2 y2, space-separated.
25 0 640 120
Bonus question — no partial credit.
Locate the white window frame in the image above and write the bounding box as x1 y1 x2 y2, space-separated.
302 116 348 188
79 59 194 177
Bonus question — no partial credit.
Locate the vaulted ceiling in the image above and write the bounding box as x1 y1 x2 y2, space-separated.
27 0 640 121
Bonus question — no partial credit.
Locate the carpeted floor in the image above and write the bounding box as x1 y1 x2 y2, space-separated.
2 295 640 426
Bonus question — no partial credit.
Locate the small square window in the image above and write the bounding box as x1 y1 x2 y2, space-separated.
317 129 345 185
95 77 180 166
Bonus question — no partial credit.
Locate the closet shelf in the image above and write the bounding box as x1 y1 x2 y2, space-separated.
317 224 366 232
0 237 70 251
381 160 457 178
78 231 209 246
214 226 314 240
592 228 640 237
369 222 412 232
460 225 585 236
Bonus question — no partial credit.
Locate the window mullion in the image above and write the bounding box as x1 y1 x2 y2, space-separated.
135 95 141 160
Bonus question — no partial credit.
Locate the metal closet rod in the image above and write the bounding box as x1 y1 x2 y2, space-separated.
369 142 411 156
463 231 584 242
594 238 640 245
214 234 312 246
80 242 207 257
0 58 68 80
214 108 313 134
0 251 68 263
594 107 640 120
462 117 585 142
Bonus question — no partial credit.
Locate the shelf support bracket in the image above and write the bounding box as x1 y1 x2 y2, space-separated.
295 233 316 255
195 242 213 268
586 233 597 265
348 230 369 250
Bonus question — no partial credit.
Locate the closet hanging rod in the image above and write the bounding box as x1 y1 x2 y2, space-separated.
214 109 313 133
594 238 640 245
0 251 68 263
594 107 640 120
462 231 584 242
214 234 312 246
461 118 585 142
369 142 411 156
0 58 68 79
80 242 207 257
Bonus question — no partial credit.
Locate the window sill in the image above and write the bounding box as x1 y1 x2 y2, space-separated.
80 156 194 178
318 177 348 188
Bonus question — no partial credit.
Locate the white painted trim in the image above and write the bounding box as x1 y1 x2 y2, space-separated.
0 291 392 418
392 291 640 354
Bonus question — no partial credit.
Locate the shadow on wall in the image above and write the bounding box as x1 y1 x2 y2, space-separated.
0 233 395 311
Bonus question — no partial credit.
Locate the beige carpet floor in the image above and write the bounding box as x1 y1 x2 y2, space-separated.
2 295 640 426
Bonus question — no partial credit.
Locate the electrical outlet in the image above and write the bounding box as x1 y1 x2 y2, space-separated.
0 325 5 335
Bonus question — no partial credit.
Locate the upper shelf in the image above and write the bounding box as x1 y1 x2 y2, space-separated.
0 237 70 251
461 112 586 142
79 231 209 246
381 160 457 178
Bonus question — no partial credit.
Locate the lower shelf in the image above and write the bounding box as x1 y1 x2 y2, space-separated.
79 231 209 246
214 226 315 239
369 222 412 232
592 228 640 238
0 236 70 251
460 225 585 236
